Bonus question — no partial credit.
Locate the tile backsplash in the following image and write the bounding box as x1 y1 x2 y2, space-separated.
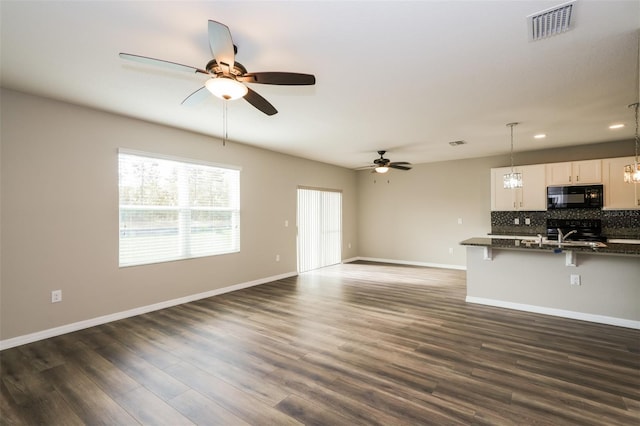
491 209 640 239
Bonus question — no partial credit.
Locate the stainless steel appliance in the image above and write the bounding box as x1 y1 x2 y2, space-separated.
547 184 603 209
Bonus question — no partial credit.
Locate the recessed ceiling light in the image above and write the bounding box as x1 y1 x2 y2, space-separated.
534 134 546 139
609 123 625 129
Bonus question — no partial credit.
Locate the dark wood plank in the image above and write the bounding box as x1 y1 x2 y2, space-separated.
168 389 251 426
1 261 638 425
40 364 139 425
275 393 359 426
112 386 195 425
94 341 190 401
164 361 302 425
265 365 404 426
8 388 85 426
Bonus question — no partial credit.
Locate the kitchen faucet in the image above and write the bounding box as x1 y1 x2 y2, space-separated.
557 228 578 243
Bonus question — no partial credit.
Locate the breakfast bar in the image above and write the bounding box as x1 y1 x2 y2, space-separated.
460 237 640 329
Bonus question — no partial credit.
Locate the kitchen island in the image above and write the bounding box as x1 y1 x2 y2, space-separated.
460 237 640 329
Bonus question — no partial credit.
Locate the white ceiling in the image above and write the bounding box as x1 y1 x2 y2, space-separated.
1 1 638 169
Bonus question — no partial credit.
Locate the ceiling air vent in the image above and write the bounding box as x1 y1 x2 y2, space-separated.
527 1 575 41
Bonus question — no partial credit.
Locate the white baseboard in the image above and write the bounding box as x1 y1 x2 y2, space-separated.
466 296 640 330
0 271 298 351
354 257 466 271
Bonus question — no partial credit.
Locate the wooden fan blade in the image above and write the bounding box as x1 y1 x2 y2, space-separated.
390 162 411 166
244 87 278 115
208 20 235 73
119 53 208 74
181 86 210 106
238 72 316 85
390 164 412 171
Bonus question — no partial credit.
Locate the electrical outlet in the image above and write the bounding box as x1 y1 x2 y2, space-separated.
348 243 352 249
284 220 289 227
570 274 581 286
525 217 531 225
457 218 463 225
448 247 454 255
514 218 520 225
275 254 280 262
51 290 62 303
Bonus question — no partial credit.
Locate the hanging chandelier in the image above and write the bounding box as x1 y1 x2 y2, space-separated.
503 122 522 189
624 102 640 183
625 30 640 183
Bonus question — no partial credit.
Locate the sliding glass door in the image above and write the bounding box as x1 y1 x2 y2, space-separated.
297 187 342 273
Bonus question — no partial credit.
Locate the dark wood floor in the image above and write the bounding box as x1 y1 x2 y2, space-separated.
1 261 639 425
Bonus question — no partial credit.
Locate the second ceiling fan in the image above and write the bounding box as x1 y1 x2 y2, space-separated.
119 20 316 115
365 151 412 173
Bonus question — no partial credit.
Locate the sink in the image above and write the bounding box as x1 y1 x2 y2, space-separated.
540 239 607 248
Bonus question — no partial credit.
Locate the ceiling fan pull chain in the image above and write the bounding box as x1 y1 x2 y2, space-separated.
223 100 228 147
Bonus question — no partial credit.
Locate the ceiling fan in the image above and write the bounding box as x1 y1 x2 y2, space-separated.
362 151 412 173
119 20 316 116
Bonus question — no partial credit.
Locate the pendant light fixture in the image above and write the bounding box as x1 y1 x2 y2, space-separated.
503 122 523 189
623 102 640 183
624 31 640 183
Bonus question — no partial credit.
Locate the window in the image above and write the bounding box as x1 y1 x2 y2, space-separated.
118 150 240 267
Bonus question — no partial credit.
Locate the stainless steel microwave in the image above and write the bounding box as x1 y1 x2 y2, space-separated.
547 184 603 209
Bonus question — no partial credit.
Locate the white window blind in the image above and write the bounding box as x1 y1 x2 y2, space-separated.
297 188 342 273
118 151 240 267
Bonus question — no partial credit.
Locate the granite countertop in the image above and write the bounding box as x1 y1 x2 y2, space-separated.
460 237 640 257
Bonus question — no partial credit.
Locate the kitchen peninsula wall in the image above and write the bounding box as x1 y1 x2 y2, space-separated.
491 209 640 239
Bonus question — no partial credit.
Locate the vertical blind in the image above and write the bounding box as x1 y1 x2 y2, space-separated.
118 151 240 267
297 188 342 273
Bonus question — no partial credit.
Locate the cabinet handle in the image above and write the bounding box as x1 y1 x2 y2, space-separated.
513 202 516 208
576 175 579 182
520 201 523 207
569 176 572 183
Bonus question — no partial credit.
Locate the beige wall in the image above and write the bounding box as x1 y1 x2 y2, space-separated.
0 89 358 340
357 157 495 266
356 139 633 267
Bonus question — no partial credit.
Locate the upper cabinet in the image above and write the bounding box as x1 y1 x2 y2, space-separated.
602 156 640 209
491 157 639 211
491 164 547 211
546 160 602 186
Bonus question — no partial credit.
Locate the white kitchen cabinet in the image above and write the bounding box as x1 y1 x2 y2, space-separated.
602 156 640 209
491 164 546 211
546 160 602 185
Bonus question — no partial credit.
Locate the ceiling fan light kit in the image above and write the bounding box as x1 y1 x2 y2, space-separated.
375 166 390 174
205 77 247 100
503 122 523 189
